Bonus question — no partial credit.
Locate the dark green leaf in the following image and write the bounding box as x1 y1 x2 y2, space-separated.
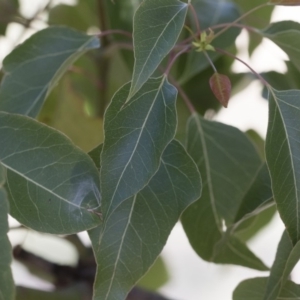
182 114 267 270
264 230 300 300
266 89 300 243
0 26 100 117
233 277 300 300
0 112 101 234
89 140 201 300
130 0 188 97
88 144 103 171
101 76 177 218
0 165 14 300
260 21 300 72
180 0 240 83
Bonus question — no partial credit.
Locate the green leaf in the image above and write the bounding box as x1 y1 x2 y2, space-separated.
269 0 300 5
129 0 188 97
101 76 177 218
0 26 100 117
264 230 300 300
260 21 300 72
266 89 300 244
180 0 240 83
88 144 103 171
89 140 201 300
0 166 14 300
0 112 101 234
233 277 300 300
234 0 274 53
234 164 273 224
182 114 267 270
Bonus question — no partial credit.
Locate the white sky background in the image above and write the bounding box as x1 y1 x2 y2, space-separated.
2 2 300 300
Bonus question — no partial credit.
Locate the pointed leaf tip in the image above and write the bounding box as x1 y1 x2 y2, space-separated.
209 73 231 108
269 0 300 5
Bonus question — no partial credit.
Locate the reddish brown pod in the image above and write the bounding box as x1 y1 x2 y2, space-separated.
209 73 231 108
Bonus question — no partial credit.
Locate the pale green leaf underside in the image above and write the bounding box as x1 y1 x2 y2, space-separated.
182 114 267 270
266 89 300 244
0 26 99 118
261 21 300 72
101 76 177 218
264 230 300 300
0 166 15 300
90 140 201 300
0 112 101 234
130 0 187 97
234 277 300 300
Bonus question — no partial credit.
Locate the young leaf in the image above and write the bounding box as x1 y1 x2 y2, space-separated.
101 76 177 219
180 0 240 83
0 112 101 234
129 0 188 97
209 73 231 108
89 140 201 300
269 0 300 5
264 230 300 300
0 165 15 300
181 114 268 270
260 21 300 72
233 277 300 300
266 89 300 244
0 26 100 118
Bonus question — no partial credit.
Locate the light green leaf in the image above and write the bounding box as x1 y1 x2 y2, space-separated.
233 277 300 300
0 26 100 118
182 114 267 270
0 165 14 300
0 112 101 234
260 21 300 72
101 76 177 218
266 89 300 243
264 230 300 300
180 0 240 83
89 140 201 300
129 0 188 97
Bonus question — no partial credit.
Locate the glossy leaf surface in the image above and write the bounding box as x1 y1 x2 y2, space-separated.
0 165 14 300
101 76 177 218
130 0 187 96
264 230 300 300
182 114 267 270
261 21 300 72
233 277 300 300
0 26 99 117
0 112 101 234
266 89 300 243
90 140 201 300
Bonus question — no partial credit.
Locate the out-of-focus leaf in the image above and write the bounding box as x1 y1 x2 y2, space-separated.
49 1 97 32
38 77 104 152
209 73 231 107
182 114 268 270
264 230 300 300
137 256 169 291
100 76 177 218
129 0 188 97
234 0 274 53
88 144 103 171
180 0 240 83
266 89 300 244
0 112 101 234
89 140 201 300
0 165 14 300
16 285 88 300
269 0 300 5
0 0 19 36
246 129 265 160
260 21 300 72
0 26 100 117
233 277 300 300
